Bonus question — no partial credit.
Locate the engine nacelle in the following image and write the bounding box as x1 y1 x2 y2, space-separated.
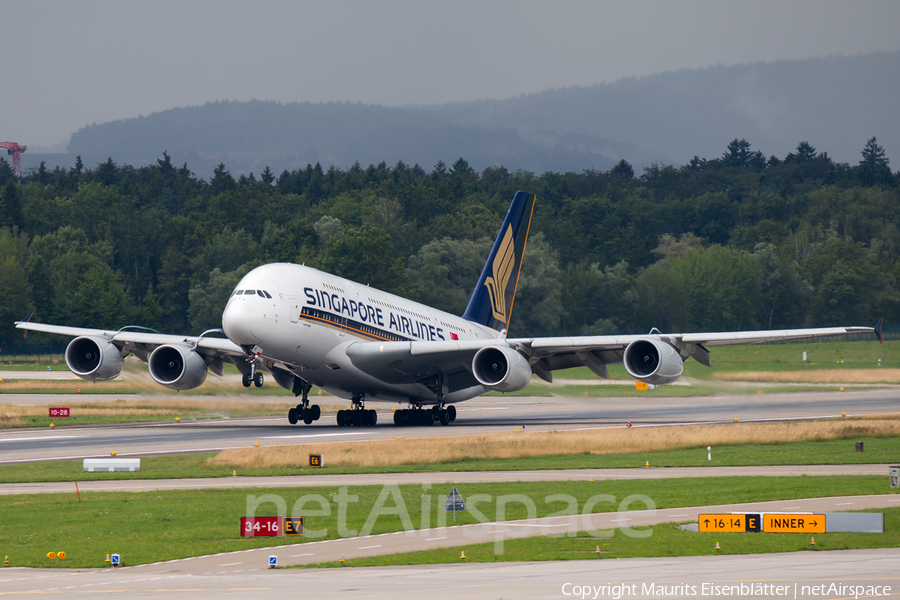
623 338 684 385
65 336 124 382
149 344 208 391
472 345 532 393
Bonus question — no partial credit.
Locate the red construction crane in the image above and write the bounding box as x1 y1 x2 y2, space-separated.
1 141 27 180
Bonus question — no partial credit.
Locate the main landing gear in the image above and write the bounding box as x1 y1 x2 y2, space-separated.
336 394 377 427
393 404 456 427
287 378 322 425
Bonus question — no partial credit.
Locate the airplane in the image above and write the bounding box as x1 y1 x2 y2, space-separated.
16 191 882 427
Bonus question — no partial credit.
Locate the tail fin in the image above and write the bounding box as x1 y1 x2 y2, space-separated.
462 190 536 333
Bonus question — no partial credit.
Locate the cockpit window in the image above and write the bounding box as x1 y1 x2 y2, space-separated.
262 290 273 298
233 290 244 296
244 290 257 296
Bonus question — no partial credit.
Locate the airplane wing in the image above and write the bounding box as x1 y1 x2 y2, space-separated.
15 322 244 357
345 324 878 391
510 325 878 382
14 321 245 382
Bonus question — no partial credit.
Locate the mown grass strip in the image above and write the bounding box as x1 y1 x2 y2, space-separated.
2 433 899 484
320 508 900 568
0 476 895 568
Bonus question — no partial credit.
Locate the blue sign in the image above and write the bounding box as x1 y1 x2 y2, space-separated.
268 555 277 567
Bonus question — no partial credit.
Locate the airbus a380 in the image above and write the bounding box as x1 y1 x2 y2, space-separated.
17 191 882 427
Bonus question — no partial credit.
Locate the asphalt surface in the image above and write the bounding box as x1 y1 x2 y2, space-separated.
2 387 899 597
2 388 898 464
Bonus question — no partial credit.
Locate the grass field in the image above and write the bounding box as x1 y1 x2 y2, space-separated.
2 426 899 484
210 417 900 470
323 508 900 569
0 476 895 568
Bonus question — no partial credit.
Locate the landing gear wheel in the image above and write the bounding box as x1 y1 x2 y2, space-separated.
242 373 252 388
394 410 402 425
439 410 450 426
303 413 314 425
367 409 377 426
288 407 298 425
337 410 346 427
310 404 321 421
254 372 264 387
447 405 457 422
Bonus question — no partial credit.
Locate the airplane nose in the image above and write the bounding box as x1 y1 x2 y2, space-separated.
222 298 261 345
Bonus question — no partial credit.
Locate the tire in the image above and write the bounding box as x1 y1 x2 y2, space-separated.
367 409 377 426
447 405 457 422
288 407 298 425
241 373 252 388
303 413 313 425
310 404 321 421
439 410 450 426
254 372 264 387
394 410 402 425
337 410 346 427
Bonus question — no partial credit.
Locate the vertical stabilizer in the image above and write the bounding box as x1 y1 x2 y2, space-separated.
462 191 536 332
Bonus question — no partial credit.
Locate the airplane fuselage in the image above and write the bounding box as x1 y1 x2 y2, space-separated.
222 263 500 405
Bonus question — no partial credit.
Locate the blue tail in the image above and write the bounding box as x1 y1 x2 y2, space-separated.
463 190 536 333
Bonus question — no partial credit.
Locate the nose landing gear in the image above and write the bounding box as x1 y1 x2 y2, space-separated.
241 348 264 388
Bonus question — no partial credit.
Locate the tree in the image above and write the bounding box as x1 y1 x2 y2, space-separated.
320 224 406 293
0 228 32 341
722 138 765 170
188 266 251 332
0 181 22 227
210 163 237 194
610 159 634 180
785 141 817 163
857 137 892 186
406 237 493 314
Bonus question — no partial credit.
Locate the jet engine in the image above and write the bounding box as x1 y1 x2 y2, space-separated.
149 344 208 391
472 345 532 392
623 338 684 385
65 336 124 382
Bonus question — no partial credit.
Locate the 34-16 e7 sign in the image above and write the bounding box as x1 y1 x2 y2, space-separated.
240 517 304 537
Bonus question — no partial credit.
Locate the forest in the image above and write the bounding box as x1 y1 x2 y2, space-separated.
1 137 897 346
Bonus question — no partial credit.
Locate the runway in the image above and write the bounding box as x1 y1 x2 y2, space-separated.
1 388 898 464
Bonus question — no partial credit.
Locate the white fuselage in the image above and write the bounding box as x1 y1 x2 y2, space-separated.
221 263 500 404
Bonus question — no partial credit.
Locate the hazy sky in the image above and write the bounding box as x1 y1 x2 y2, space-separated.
3 0 899 150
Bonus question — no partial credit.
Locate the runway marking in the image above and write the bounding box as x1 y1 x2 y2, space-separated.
217 562 243 566
358 545 382 549
261 432 369 440
0 436 80 442
667 514 689 517
426 536 447 541
835 502 854 505
290 553 313 557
